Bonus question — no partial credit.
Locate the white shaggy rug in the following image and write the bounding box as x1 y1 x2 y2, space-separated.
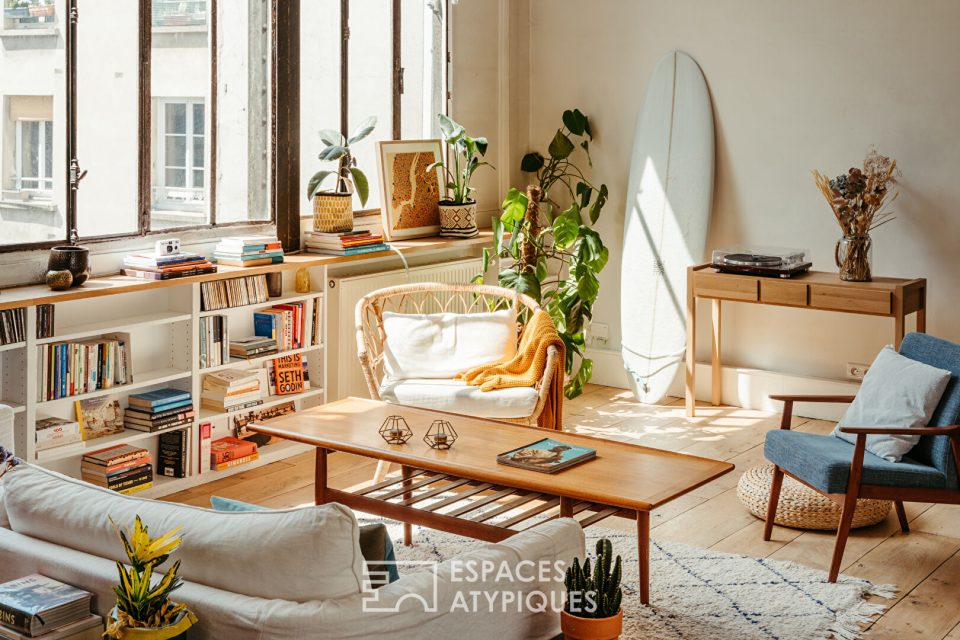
373 519 895 640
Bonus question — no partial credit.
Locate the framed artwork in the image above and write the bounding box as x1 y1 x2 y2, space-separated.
376 139 443 240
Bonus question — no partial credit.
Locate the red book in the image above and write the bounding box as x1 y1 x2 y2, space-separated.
210 436 258 466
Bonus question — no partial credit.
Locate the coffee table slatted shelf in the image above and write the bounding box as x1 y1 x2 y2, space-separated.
249 397 734 605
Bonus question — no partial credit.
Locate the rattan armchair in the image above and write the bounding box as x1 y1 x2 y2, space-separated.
355 282 561 427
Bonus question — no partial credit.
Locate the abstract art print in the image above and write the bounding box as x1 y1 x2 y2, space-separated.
376 140 443 240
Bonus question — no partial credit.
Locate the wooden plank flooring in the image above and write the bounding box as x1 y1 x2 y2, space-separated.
165 384 960 638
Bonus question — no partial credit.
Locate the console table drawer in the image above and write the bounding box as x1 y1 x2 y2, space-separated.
760 280 808 307
693 273 758 301
810 285 891 315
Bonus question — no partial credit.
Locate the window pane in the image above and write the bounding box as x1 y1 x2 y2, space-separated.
192 135 204 169
300 0 341 216
20 122 40 178
192 102 204 135
166 135 187 167
347 0 393 213
214 0 271 224
400 0 446 139
166 168 186 187
77 0 140 237
166 103 187 134
192 169 204 188
44 120 53 180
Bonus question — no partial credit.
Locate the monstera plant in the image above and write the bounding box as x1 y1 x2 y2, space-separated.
476 109 609 398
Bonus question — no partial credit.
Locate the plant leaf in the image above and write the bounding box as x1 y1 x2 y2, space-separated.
589 184 608 224
347 115 377 145
318 145 348 162
307 170 335 199
499 269 542 301
319 128 344 146
349 167 370 207
562 109 588 136
548 130 575 160
552 208 579 250
500 188 528 228
474 136 489 156
520 152 545 173
565 357 593 399
492 216 505 255
576 182 592 209
437 113 464 142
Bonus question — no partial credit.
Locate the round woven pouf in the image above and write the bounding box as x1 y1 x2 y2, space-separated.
737 464 892 530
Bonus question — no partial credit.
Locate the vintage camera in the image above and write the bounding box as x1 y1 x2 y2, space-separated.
154 239 181 257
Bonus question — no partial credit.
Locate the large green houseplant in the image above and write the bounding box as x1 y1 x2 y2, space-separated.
307 116 376 233
562 538 623 640
476 109 609 398
428 114 493 238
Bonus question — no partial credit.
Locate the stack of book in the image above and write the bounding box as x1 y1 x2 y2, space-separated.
229 336 278 360
34 417 82 453
210 436 259 471
213 235 284 267
199 315 228 368
0 574 96 639
352 210 383 236
200 274 268 311
122 251 216 280
303 230 388 256
81 444 153 494
35 304 54 340
254 302 306 350
201 369 263 412
0 308 26 346
157 429 188 479
124 388 193 433
38 333 131 401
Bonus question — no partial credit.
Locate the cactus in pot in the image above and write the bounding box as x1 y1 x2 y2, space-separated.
561 538 623 640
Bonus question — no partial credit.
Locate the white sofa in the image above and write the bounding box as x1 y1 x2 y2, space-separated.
0 465 584 639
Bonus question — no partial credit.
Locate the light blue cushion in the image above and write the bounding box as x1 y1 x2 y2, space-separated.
899 333 960 489
210 496 400 584
764 429 947 494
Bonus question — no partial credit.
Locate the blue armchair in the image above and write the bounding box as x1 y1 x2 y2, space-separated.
763 332 960 582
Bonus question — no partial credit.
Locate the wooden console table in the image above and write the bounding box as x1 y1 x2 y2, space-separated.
685 265 927 417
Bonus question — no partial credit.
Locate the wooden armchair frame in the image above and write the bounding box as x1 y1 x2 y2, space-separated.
765 394 960 582
355 282 561 427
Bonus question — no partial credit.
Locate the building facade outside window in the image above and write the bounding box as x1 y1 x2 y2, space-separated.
15 119 53 193
154 99 205 212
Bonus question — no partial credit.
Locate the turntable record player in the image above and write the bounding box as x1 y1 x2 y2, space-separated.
711 246 811 278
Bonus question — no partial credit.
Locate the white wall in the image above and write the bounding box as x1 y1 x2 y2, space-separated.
524 0 960 383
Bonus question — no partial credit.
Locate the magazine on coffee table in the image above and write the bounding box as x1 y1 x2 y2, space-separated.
496 438 596 474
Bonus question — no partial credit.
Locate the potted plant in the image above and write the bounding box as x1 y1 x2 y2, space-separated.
475 108 609 398
428 114 493 238
307 116 376 234
562 538 623 640
105 516 198 640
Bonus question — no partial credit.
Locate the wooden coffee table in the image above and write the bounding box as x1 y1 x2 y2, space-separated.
250 397 734 605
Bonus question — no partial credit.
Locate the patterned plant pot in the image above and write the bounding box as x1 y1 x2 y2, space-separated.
313 192 353 233
438 200 479 238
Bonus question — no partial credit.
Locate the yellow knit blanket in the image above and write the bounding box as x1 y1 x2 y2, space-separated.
456 309 565 430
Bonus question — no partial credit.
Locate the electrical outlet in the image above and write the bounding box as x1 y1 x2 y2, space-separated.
846 362 870 381
589 322 609 347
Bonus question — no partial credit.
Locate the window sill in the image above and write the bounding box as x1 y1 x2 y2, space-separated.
0 27 57 38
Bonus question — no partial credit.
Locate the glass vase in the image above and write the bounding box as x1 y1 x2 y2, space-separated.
835 234 872 282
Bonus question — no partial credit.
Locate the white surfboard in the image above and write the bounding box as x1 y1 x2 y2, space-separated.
620 51 715 404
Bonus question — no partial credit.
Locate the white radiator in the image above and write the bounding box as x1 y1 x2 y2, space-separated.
327 257 483 400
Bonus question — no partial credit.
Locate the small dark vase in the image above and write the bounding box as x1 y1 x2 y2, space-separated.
47 245 90 288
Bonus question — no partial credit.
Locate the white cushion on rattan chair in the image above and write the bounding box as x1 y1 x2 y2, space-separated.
380 378 539 419
382 309 517 380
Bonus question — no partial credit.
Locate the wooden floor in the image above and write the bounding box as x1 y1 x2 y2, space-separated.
166 385 960 639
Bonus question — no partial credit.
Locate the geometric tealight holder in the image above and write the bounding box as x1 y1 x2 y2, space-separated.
423 419 458 450
379 415 413 445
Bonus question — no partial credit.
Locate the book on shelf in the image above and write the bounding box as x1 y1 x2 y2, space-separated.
212 451 259 471
200 274 268 312
228 336 277 360
83 465 153 492
35 304 54 341
198 421 212 474
157 428 188 479
270 353 307 396
254 302 305 351
199 315 228 368
496 438 597 474
0 574 93 638
127 388 191 410
310 296 322 346
37 332 131 401
0 308 26 346
123 410 193 433
213 235 284 267
74 398 124 441
210 436 258 470
34 417 82 451
352 210 383 235
201 369 263 412
266 355 310 396
122 252 216 281
81 444 153 494
303 230 385 248
213 256 283 267
232 401 295 446
0 614 103 640
303 243 389 257
122 265 217 281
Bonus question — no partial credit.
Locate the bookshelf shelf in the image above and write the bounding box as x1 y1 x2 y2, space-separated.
37 367 192 404
0 341 25 353
38 311 193 345
199 386 326 421
34 423 193 464
199 292 321 318
1 400 25 414
200 343 324 374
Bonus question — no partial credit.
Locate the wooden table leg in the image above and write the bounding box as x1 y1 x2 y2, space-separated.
711 299 722 406
637 510 650 606
686 269 696 418
401 465 413 546
917 284 927 333
315 447 328 505
560 496 573 518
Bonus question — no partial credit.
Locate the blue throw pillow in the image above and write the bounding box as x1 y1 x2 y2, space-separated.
209 496 399 584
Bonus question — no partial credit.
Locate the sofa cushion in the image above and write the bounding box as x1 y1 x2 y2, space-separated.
382 310 517 379
833 346 951 462
765 429 947 494
3 465 365 602
380 378 539 419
